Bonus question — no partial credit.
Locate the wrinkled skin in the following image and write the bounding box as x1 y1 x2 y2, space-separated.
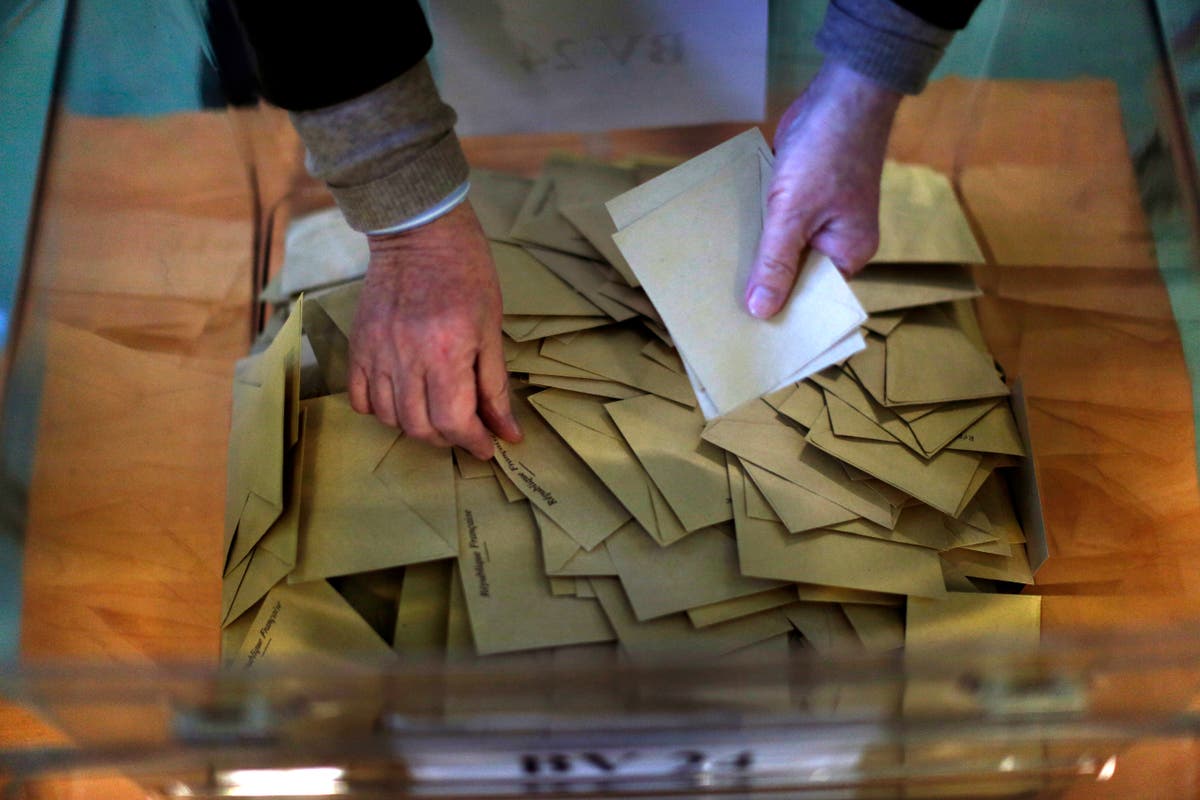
745 62 902 319
348 200 522 459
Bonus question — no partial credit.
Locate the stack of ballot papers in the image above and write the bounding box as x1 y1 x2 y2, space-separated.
222 131 1041 673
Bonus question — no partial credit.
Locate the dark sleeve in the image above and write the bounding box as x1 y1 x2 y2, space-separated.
891 1 982 31
228 0 433 112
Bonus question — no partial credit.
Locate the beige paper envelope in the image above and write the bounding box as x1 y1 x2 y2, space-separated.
862 310 907 336
973 475 1025 544
940 544 1035 585
885 306 1010 404
224 298 304 566
731 459 945 598
502 314 610 342
455 475 614 655
590 577 792 664
490 460 526 502
312 280 360 338
848 264 980 314
596 282 660 322
504 337 604 379
533 507 618 577
826 503 995 552
793 584 903 606
575 578 596 598
541 325 696 407
687 586 799 628
559 201 639 287
806 407 982 517
237 580 397 670
873 161 985 264
606 128 768 229
775 380 826 428
604 522 784 621
222 416 306 627
492 242 605 317
510 155 636 258
905 593 1041 656
523 245 637 321
641 338 684 373
811 370 925 453
908 398 1001 455
393 559 454 655
469 168 533 243
289 394 457 582
454 447 494 480
826 391 898 444
842 604 905 653
491 391 631 550
605 394 732 532
701 401 893 527
444 562 474 659
528 389 690 546
527 373 641 400
610 146 865 416
783 603 862 654
549 577 577 596
741 459 860 533
947 402 1027 456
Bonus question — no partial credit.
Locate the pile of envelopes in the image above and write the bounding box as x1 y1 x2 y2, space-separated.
221 130 1040 671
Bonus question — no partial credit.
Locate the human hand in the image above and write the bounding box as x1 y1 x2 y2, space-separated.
348 201 522 459
745 61 902 319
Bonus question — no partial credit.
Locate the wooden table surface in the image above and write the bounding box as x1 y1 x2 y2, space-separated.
7 78 1200 797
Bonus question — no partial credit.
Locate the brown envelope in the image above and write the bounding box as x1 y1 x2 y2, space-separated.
289 394 458 582
702 401 894 527
528 389 690 546
604 522 784 621
523 245 638 321
687 587 799 628
885 305 1010 404
842 604 905 653
469 168 533 243
510 155 636 258
873 161 985 264
741 459 860 533
590 577 792 663
394 559 454 655
848 264 981 314
731 458 946 599
492 242 606 317
237 580 397 670
541 325 696 407
533 507 618 577
805 406 982 518
783 603 862 654
491 391 630 550
605 394 732 531
455 475 615 655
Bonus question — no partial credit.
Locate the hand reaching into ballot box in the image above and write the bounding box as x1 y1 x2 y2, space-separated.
744 61 901 320
348 202 523 460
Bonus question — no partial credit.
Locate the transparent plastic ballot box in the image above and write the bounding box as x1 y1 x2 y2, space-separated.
3 0 1200 798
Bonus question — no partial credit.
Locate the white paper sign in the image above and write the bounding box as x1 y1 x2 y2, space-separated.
428 0 768 136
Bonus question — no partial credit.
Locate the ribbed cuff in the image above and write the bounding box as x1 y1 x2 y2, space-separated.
815 0 955 95
290 59 470 232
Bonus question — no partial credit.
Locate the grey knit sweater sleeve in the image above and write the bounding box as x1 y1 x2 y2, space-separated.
289 58 469 233
816 0 958 94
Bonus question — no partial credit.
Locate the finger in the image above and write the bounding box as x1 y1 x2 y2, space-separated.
811 217 880 277
426 361 493 460
476 328 522 443
369 373 399 428
745 180 817 319
348 363 372 415
394 371 452 449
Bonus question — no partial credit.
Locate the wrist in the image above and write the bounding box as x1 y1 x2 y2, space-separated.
811 61 903 119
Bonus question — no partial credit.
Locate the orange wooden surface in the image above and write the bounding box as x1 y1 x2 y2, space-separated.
6 79 1200 795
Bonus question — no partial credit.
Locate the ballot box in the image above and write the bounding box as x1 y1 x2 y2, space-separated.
4 1 1200 798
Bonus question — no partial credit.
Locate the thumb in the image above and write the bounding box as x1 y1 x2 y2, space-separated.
745 189 815 319
810 216 880 278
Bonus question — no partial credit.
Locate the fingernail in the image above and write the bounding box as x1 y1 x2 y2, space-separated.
747 286 778 318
